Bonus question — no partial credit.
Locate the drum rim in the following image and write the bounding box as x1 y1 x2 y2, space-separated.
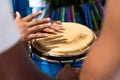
34 53 86 63
30 43 87 61
30 27 97 62
30 33 97 62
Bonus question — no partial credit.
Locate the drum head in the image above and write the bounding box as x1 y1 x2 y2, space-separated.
32 22 96 57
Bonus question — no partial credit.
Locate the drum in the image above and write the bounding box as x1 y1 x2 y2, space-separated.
30 22 96 78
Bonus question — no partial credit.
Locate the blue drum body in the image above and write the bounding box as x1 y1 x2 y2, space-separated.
30 50 85 78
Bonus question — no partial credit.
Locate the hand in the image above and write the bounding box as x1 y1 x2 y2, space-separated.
43 20 62 32
15 11 62 42
56 64 81 80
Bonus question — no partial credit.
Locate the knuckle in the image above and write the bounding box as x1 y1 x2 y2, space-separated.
34 25 39 28
43 18 48 22
34 19 39 23
29 14 35 19
35 34 39 38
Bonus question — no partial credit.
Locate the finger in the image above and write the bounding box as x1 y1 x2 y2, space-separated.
50 21 62 30
27 33 48 40
43 28 55 33
15 11 21 21
28 18 51 27
28 23 52 33
22 11 42 22
63 64 71 70
49 24 62 31
57 64 71 74
53 20 62 24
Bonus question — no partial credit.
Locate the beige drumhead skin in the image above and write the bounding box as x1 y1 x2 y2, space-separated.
32 22 96 56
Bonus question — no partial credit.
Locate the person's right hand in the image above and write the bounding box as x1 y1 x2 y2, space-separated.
15 11 62 42
56 64 81 80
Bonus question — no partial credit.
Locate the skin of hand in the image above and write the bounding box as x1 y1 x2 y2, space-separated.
56 64 81 80
15 11 62 42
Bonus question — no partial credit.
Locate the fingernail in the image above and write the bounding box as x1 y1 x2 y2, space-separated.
47 18 50 21
58 20 61 22
56 27 60 30
16 11 18 14
50 30 54 32
48 22 52 26
58 25 62 26
44 33 48 36
39 11 42 13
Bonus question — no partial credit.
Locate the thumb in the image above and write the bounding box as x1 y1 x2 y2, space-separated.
15 11 21 21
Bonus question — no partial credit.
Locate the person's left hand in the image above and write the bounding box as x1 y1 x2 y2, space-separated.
15 11 62 42
56 64 81 80
43 20 62 33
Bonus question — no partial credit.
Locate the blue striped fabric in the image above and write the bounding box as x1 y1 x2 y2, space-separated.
12 0 31 17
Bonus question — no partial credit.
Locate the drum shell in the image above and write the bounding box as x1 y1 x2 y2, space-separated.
30 50 85 78
30 39 90 78
29 35 96 78
29 22 97 78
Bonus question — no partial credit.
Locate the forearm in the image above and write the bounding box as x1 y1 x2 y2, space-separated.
79 0 120 80
79 38 120 80
103 0 120 40
0 41 55 80
79 29 120 80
